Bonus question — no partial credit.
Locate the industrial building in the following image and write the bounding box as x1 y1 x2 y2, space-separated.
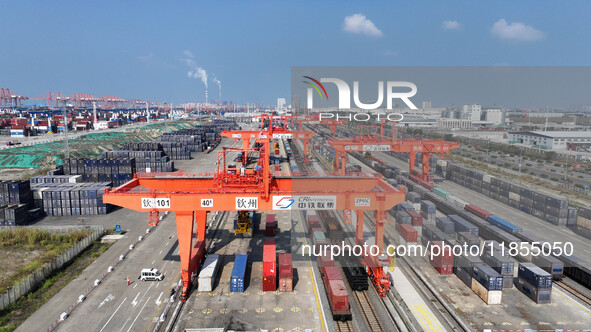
508 131 591 150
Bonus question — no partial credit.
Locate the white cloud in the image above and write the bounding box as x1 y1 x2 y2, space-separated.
183 50 195 58
343 13 383 37
490 19 545 41
442 20 461 30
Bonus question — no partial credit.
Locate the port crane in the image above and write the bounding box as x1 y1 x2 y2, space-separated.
103 126 405 300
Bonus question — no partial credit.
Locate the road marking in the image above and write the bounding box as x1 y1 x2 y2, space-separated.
155 292 163 305
554 287 591 315
126 297 151 332
159 250 163 255
156 282 160 288
118 317 131 332
133 283 138 289
98 293 115 309
411 304 443 332
296 212 326 332
131 292 141 307
166 242 169 246
145 269 181 332
99 297 127 332
152 260 155 265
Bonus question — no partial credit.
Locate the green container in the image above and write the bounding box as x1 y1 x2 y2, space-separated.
433 187 450 199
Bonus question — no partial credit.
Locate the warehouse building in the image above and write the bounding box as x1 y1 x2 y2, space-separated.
508 131 591 150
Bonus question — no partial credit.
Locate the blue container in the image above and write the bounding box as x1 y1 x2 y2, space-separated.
472 263 503 290
448 215 479 237
488 216 522 233
518 262 552 289
436 217 454 234
231 254 248 292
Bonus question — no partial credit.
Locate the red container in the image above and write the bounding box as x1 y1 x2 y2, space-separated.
318 254 335 269
322 266 342 284
399 224 418 242
278 253 293 292
307 215 320 229
327 279 350 312
263 240 276 275
465 204 492 220
265 214 276 237
263 274 276 291
435 265 453 275
429 241 454 267
274 165 280 172
407 211 423 226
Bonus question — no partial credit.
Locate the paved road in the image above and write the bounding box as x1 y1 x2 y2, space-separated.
16 136 237 331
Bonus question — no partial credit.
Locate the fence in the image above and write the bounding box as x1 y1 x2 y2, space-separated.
0 225 103 310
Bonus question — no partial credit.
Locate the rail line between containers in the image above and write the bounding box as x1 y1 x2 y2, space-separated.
292 138 398 332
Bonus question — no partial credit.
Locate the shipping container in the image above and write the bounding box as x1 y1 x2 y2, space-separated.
514 277 552 304
481 250 515 275
448 215 479 236
198 254 220 292
407 210 423 226
263 241 277 291
230 254 248 292
464 204 492 220
531 254 564 279
456 231 480 250
327 279 351 321
471 277 503 304
399 224 417 242
436 217 455 234
278 253 293 292
487 216 522 233
472 263 503 290
265 213 276 237
455 266 473 287
518 263 553 289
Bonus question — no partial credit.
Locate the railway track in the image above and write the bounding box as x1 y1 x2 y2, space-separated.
353 290 386 332
556 280 591 307
335 321 354 332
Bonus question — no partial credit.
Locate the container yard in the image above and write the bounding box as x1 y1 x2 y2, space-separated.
2 2 591 332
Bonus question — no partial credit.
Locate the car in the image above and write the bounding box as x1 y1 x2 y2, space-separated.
140 268 164 281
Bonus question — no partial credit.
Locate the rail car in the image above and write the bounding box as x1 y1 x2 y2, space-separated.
304 211 352 321
559 255 591 289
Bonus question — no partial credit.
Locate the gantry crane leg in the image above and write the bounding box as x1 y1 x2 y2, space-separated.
176 211 208 301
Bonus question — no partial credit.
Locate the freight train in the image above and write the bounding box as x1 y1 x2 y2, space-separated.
305 211 352 321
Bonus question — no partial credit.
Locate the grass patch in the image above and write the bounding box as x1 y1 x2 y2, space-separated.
0 238 112 332
0 228 92 292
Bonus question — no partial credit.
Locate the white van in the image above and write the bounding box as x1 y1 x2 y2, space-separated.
140 268 163 281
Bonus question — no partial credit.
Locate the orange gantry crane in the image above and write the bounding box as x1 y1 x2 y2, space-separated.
328 121 459 181
221 114 316 165
103 136 405 300
294 115 346 136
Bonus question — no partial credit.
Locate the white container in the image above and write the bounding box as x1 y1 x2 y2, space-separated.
436 159 448 167
33 187 49 200
68 175 82 183
471 278 502 304
508 192 520 202
198 254 220 292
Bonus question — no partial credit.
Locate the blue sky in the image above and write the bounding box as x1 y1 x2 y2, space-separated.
0 1 590 105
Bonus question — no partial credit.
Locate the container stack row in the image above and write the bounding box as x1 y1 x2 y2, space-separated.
443 162 570 226
31 182 113 216
62 158 135 186
262 240 276 291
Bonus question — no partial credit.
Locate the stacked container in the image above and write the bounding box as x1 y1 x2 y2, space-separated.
471 263 503 304
262 240 277 291
398 224 417 243
481 250 515 288
448 215 479 237
407 210 423 226
454 254 483 287
516 263 552 303
230 254 248 292
429 241 453 274
420 200 436 222
265 214 276 237
436 217 455 234
278 253 293 292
